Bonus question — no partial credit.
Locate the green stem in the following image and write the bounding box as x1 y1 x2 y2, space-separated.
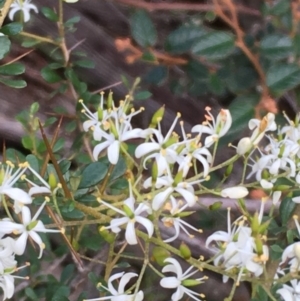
20 32 59 45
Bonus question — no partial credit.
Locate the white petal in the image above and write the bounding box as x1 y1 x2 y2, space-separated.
14 232 28 255
3 187 32 204
135 216 154 238
107 140 120 165
118 272 138 294
152 187 173 211
29 186 51 196
191 124 213 135
125 221 137 245
160 277 180 289
221 186 248 199
135 143 160 158
175 187 196 207
93 140 111 160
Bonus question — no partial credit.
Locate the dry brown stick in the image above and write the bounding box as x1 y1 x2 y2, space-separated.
213 0 276 116
114 0 261 16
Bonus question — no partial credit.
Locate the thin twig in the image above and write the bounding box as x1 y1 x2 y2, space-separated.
114 0 261 16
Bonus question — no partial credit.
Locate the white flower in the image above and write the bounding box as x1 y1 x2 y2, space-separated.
0 161 31 214
206 207 267 283
0 274 14 300
277 279 300 301
93 109 144 164
248 112 277 145
260 180 281 205
9 0 38 22
0 200 61 258
162 197 201 243
192 107 232 147
84 272 144 301
221 186 249 199
160 258 206 301
144 168 200 211
100 183 153 245
280 218 300 273
0 237 16 274
135 113 182 176
80 96 114 141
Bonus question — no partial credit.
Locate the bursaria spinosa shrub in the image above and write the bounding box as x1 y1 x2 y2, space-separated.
1 1 300 301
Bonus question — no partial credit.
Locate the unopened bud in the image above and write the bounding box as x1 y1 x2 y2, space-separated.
237 137 252 155
107 91 113 109
225 164 233 177
98 226 115 244
209 201 222 211
48 173 58 190
180 242 191 259
151 246 170 266
150 106 165 128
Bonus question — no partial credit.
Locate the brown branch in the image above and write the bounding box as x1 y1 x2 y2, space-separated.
114 0 261 16
213 0 276 116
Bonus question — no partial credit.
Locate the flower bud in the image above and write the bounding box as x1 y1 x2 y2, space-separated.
48 173 58 190
182 279 201 287
221 186 249 199
225 164 233 177
98 226 115 244
150 106 165 128
209 201 222 211
107 91 114 109
151 246 170 266
237 137 252 155
251 212 259 236
179 242 191 259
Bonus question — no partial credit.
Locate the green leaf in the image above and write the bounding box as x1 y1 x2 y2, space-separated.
65 16 81 27
0 36 11 59
60 264 75 284
260 34 292 60
26 154 39 172
78 162 108 188
130 10 157 47
0 77 26 88
134 91 152 100
0 62 25 75
74 59 95 69
41 7 59 22
192 31 235 60
110 158 127 181
266 64 300 93
279 196 296 225
144 66 168 85
22 136 33 150
269 0 290 16
53 137 65 153
25 287 39 300
41 66 62 83
0 22 23 35
165 25 207 54
184 60 209 79
58 160 71 175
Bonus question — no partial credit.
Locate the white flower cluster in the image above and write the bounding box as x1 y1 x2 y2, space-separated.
0 161 60 299
82 96 300 301
85 258 206 301
82 98 239 246
206 205 269 284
